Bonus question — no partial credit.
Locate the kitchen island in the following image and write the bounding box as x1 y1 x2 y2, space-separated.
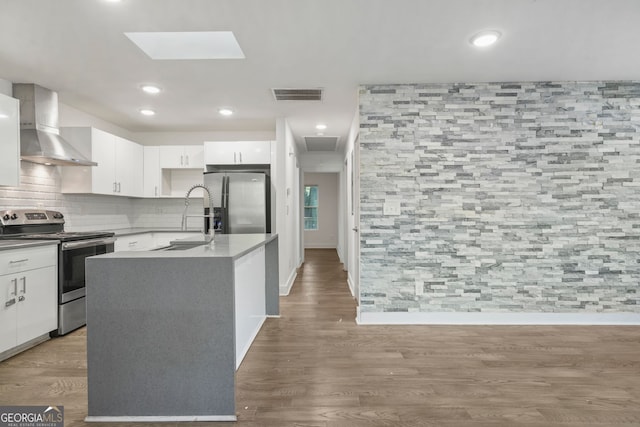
84 234 279 422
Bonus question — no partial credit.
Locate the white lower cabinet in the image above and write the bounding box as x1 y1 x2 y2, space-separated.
114 232 203 252
0 245 57 357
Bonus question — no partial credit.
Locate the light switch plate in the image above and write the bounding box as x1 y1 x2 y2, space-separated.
383 201 401 216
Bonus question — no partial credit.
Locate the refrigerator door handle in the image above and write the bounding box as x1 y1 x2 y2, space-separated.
222 176 227 209
225 176 230 210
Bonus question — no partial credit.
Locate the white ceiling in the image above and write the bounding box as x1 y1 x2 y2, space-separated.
1 0 639 154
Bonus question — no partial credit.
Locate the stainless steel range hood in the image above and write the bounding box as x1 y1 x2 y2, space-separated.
13 84 97 166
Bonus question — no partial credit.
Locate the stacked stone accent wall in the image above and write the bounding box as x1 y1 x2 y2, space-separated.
359 82 640 314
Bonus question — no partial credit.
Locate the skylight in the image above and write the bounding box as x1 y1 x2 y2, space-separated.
124 31 245 60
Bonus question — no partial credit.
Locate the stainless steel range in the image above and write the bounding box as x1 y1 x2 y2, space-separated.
0 209 115 335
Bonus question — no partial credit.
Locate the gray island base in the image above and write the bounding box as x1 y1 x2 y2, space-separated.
85 234 278 422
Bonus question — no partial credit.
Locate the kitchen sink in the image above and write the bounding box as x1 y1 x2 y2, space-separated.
154 243 205 251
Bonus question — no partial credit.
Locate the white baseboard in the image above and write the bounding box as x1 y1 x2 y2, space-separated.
304 244 337 249
86 415 237 422
279 268 297 296
356 311 640 325
347 272 355 298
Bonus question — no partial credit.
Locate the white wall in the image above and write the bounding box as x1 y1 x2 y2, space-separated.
303 173 339 249
344 108 360 299
59 103 136 140
299 152 343 172
274 118 301 295
0 78 11 96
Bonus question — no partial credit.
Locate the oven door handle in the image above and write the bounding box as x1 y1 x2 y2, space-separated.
61 237 116 251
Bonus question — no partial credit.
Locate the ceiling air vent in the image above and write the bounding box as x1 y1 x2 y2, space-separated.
305 136 338 152
272 88 323 101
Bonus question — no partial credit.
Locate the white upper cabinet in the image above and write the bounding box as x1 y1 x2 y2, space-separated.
0 93 20 187
143 145 204 198
60 127 144 197
115 136 144 197
204 141 271 166
143 146 161 198
159 145 204 169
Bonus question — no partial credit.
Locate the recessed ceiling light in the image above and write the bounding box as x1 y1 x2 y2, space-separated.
124 31 245 60
0 113 8 119
218 108 234 116
140 109 155 116
141 85 161 94
470 30 501 47
315 124 327 130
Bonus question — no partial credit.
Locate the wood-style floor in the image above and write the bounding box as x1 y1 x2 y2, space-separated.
1 248 640 426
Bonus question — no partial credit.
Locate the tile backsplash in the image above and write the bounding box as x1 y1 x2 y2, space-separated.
0 161 202 231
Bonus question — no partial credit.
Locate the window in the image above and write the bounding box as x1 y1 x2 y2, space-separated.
304 185 319 230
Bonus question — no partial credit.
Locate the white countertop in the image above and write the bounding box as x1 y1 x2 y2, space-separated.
94 233 277 260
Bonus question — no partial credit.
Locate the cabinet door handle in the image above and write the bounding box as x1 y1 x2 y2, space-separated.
18 296 25 302
180 155 184 166
185 155 189 165
20 276 26 294
5 298 15 307
155 186 158 197
10 278 17 296
239 152 242 163
113 182 117 192
234 152 237 163
118 182 122 193
9 258 28 264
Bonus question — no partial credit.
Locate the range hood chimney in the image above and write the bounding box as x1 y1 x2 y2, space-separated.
12 84 97 166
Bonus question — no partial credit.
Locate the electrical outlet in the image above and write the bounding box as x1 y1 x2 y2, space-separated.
383 201 401 216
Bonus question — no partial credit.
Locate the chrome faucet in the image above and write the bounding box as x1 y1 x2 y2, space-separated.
181 184 215 237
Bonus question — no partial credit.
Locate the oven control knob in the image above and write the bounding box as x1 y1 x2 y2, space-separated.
10 213 18 220
53 213 64 219
2 214 9 221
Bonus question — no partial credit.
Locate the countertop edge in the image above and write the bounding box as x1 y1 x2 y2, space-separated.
105 228 203 237
94 234 278 259
229 233 278 261
0 240 60 251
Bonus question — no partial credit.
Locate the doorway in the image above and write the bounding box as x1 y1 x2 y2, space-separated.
302 172 339 249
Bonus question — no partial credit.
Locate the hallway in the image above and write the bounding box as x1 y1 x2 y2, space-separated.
0 249 639 426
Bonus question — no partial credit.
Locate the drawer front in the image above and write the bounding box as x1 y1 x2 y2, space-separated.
114 233 154 252
0 245 58 276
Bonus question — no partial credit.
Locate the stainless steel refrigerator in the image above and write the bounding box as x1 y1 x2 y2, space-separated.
203 171 271 234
